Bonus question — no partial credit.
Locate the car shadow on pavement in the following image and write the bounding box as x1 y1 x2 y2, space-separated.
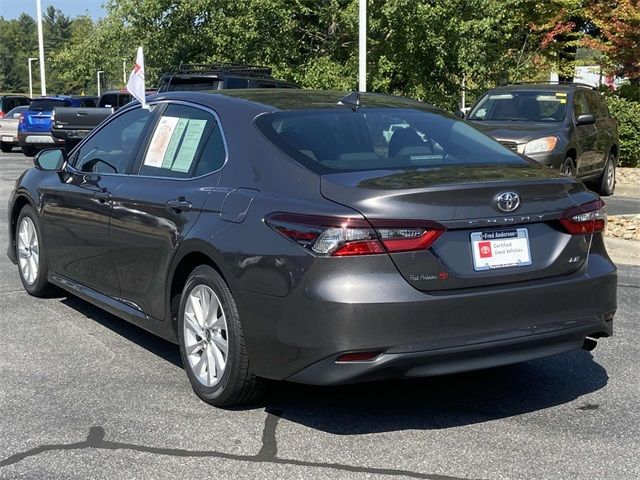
60 295 183 368
261 351 608 434
59 294 608 435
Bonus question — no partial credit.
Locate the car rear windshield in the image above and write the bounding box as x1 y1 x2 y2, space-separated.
255 108 528 174
468 90 567 122
29 99 70 111
162 76 222 92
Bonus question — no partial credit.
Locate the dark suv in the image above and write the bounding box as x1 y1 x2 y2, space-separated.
467 83 619 195
157 63 298 92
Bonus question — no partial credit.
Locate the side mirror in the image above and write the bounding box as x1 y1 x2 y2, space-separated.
34 148 66 172
576 113 596 125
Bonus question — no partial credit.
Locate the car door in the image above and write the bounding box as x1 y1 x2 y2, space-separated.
108 102 227 320
572 91 598 176
41 106 157 297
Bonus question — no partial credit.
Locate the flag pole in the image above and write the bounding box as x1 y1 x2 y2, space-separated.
358 0 366 92
36 0 47 95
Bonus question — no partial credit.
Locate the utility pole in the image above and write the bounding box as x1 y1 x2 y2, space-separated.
36 0 47 95
28 58 38 98
123 61 127 87
358 0 367 92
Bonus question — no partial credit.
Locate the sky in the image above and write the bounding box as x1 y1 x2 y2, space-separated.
0 0 105 20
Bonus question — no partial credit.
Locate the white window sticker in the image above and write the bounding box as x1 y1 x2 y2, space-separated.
161 118 189 169
171 119 207 173
145 116 180 167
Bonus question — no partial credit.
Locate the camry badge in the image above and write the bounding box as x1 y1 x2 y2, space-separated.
495 192 521 213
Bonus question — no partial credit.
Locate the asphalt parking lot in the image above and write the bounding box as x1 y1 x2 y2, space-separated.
1 150 639 480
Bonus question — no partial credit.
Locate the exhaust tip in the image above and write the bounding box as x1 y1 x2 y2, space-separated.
582 337 598 352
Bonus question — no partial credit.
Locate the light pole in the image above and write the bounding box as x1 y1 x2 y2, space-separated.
35 0 47 95
97 70 105 97
28 58 38 98
358 0 367 92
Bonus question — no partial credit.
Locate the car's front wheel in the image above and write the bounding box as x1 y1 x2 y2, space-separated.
16 205 54 296
561 156 576 177
177 265 265 407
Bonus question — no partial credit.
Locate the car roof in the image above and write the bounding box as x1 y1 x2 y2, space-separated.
165 89 440 113
487 83 594 93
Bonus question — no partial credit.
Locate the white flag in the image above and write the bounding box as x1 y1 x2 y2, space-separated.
126 46 148 109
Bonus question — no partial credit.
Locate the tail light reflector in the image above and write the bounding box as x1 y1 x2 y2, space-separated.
336 351 383 362
559 199 607 235
265 213 445 256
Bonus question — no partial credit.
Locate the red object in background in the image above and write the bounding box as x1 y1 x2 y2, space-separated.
479 241 492 258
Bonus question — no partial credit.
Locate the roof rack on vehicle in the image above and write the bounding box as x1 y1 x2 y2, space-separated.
177 63 273 78
504 80 596 90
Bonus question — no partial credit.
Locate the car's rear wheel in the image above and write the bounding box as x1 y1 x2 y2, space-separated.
16 205 54 297
177 265 265 407
561 156 576 177
0 142 13 153
594 153 616 196
21 146 37 157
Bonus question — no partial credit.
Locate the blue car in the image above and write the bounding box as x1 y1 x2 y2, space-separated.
18 96 90 157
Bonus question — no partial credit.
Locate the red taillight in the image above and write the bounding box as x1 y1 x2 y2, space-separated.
18 113 25 124
265 213 446 256
559 199 607 235
0 111 5 119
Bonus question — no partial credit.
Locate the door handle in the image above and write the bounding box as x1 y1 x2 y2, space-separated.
166 198 192 212
94 189 111 203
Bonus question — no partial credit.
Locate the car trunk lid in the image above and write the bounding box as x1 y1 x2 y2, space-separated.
320 164 597 291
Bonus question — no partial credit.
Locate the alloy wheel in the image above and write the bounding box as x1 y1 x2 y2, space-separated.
182 284 229 387
605 157 615 192
18 217 39 285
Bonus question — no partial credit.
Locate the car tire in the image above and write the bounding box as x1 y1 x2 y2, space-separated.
21 146 37 157
16 205 55 297
594 153 616 196
0 142 13 153
177 265 265 407
561 156 576 177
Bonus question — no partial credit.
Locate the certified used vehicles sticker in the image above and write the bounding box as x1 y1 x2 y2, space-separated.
470 228 532 271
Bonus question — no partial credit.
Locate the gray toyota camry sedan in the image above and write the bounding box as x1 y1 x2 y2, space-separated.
7 89 616 406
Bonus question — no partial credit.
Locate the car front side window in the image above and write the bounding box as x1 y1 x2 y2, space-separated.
74 107 154 174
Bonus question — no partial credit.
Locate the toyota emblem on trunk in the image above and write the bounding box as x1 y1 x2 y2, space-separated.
495 192 521 212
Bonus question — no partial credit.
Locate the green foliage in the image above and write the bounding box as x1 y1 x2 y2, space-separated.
606 96 640 167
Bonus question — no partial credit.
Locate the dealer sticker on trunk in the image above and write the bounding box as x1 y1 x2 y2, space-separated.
470 228 532 271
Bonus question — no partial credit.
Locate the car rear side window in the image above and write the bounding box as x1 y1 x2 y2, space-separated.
585 91 608 119
256 108 528 174
138 104 224 178
75 107 154 174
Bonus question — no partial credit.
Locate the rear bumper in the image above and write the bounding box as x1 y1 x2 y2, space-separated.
18 132 62 147
51 128 91 143
1 132 19 145
235 245 616 384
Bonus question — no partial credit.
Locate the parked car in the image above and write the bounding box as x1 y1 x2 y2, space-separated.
157 63 298 92
50 90 157 151
0 105 29 152
0 94 31 119
466 83 619 195
18 96 94 157
7 89 616 407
